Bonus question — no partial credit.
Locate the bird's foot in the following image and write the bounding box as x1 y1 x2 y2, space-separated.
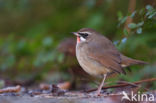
96 90 102 96
88 91 102 97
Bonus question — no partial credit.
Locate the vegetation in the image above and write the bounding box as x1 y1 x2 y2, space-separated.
0 0 155 89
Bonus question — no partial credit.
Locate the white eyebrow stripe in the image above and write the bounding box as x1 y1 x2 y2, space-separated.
79 32 91 35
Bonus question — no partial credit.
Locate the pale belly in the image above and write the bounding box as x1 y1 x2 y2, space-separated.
76 44 111 77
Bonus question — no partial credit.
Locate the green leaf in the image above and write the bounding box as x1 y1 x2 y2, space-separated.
146 5 153 10
42 37 53 47
118 16 127 27
148 12 156 19
130 11 136 18
128 23 137 29
139 8 145 15
120 16 127 24
117 11 123 20
123 29 128 36
137 21 144 27
121 37 127 43
136 28 142 34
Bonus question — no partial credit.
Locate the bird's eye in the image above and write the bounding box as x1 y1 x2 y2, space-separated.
78 33 89 38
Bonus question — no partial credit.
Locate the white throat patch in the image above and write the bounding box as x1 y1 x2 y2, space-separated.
80 37 86 42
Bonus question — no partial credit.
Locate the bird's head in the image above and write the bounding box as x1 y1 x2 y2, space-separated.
72 28 98 43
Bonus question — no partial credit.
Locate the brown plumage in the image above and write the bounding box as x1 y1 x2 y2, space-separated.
72 28 147 95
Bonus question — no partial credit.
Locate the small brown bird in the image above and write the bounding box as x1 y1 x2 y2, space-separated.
72 28 147 95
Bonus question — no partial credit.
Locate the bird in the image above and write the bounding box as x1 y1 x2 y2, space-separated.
72 28 147 95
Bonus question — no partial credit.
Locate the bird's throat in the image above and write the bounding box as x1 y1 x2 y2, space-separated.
77 36 80 43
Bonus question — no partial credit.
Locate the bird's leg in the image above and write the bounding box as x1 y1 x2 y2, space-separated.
97 74 107 96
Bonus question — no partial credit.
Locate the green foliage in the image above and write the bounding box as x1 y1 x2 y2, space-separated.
146 5 156 19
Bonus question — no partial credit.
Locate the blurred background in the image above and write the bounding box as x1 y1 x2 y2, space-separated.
0 0 156 90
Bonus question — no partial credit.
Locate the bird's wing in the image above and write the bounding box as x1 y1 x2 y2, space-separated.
86 36 125 74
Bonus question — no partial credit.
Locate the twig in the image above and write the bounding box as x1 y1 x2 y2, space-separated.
117 81 139 87
86 78 156 93
117 81 149 91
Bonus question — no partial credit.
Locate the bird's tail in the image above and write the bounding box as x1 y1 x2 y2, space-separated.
120 55 148 67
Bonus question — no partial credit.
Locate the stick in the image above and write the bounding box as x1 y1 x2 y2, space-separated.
86 78 156 93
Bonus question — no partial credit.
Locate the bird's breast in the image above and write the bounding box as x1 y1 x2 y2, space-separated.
76 44 110 77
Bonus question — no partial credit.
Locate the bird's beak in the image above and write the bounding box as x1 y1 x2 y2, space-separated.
72 32 79 36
